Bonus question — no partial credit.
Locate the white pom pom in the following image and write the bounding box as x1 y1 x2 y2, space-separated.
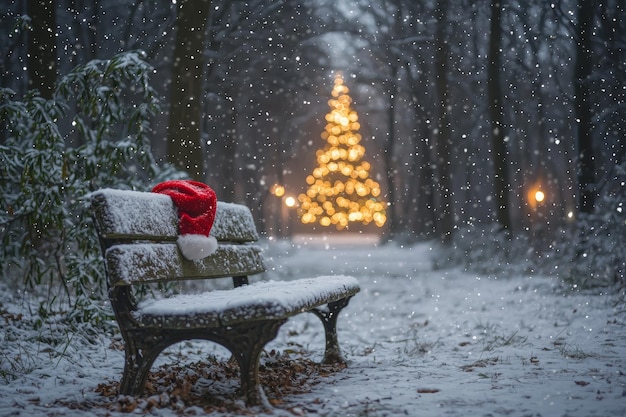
177 234 218 260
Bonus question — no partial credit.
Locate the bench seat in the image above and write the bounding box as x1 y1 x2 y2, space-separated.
134 276 359 328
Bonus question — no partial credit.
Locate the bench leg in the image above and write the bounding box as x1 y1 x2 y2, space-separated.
119 333 164 396
220 319 286 408
311 296 354 364
116 321 284 407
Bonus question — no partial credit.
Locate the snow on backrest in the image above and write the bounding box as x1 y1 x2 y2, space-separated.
211 202 259 242
91 189 177 240
105 243 265 285
91 189 258 243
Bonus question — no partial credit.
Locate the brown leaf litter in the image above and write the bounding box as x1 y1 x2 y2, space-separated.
59 348 347 414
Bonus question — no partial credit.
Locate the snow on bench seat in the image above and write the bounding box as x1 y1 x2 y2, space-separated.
134 276 360 328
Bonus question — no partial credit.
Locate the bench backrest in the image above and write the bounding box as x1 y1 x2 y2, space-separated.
90 189 265 287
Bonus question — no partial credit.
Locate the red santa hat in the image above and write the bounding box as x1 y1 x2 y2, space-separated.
152 180 218 260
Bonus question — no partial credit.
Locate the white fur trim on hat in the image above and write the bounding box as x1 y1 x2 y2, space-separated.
177 234 218 260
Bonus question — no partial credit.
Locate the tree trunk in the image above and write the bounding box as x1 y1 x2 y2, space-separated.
167 0 211 181
488 1 512 230
574 0 596 213
383 64 399 240
27 0 57 99
416 114 437 239
434 0 454 245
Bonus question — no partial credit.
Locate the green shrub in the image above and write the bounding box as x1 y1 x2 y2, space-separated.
0 51 168 325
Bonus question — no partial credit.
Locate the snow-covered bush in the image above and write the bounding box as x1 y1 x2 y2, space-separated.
0 51 168 325
549 163 626 289
453 163 625 289
446 224 537 277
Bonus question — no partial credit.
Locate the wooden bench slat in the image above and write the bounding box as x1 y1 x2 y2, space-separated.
105 243 265 285
135 276 360 327
91 189 258 243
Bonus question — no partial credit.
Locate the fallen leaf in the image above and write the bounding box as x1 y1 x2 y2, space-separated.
417 388 440 394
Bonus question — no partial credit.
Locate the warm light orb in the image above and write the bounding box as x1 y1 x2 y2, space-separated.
535 190 545 203
285 196 296 208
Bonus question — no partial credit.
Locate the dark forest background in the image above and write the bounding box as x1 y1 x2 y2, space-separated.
1 1 624 290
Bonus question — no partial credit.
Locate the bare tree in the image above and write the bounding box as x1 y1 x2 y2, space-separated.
380 7 402 239
488 1 512 230
396 1 437 240
594 0 625 169
573 0 596 213
433 0 454 245
167 0 211 180
27 0 57 99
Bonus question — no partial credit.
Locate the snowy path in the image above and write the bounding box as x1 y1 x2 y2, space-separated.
265 239 626 416
1 239 625 417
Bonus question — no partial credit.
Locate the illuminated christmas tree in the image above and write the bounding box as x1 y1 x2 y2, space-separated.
298 72 387 230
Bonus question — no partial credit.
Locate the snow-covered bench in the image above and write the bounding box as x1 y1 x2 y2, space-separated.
90 189 359 407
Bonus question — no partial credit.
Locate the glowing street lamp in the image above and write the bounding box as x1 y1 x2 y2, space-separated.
527 182 548 235
527 181 546 211
270 185 297 237
284 195 298 237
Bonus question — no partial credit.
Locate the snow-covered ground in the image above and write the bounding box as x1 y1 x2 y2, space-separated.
1 237 625 417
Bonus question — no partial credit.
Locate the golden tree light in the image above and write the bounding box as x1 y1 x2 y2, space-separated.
271 184 285 197
298 72 387 230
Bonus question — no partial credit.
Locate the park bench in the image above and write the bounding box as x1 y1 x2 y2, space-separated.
90 188 359 407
